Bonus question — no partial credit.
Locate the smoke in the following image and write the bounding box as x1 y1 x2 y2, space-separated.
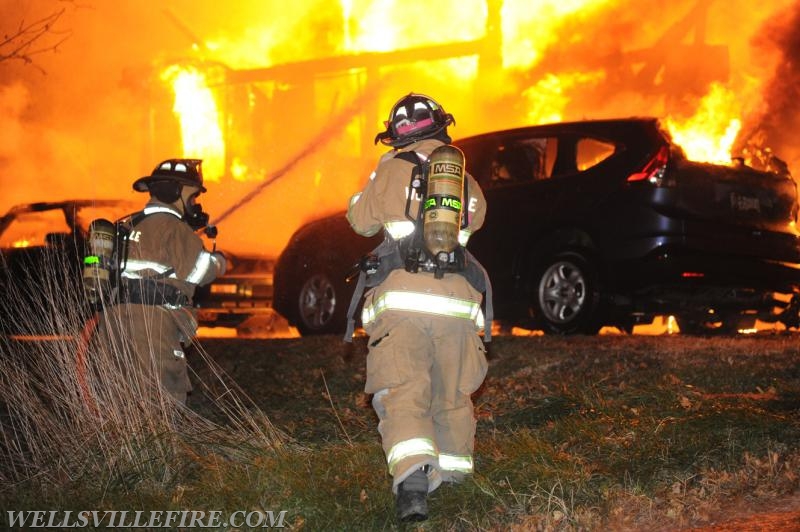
0 82 28 159
0 82 36 208
0 1 173 211
736 1 800 171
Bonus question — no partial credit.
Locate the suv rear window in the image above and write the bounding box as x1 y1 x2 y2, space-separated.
576 138 616 171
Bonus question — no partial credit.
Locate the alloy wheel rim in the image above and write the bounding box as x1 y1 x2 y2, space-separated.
539 261 587 324
299 274 336 328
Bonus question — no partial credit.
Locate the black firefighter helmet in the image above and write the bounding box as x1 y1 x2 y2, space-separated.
133 159 206 195
374 93 455 148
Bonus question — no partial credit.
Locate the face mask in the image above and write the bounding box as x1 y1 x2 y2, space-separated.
182 191 217 238
184 202 210 230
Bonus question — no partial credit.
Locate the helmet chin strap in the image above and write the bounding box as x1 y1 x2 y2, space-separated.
174 194 188 216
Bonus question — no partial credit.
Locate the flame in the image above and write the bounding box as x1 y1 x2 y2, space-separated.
664 83 742 164
161 0 619 181
523 70 605 124
230 157 249 181
341 0 483 89
342 0 484 53
160 64 225 181
502 0 614 69
159 0 760 184
12 239 31 248
136 0 799 260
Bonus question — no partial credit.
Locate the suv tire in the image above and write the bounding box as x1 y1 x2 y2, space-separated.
533 251 601 334
295 268 348 335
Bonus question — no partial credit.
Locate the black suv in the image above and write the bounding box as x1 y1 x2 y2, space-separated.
272 117 800 335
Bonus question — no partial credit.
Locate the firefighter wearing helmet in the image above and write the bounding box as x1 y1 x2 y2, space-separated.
346 93 491 522
88 159 226 404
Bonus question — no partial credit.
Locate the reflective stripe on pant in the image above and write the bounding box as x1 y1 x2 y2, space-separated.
439 453 474 474
361 290 485 331
385 435 438 474
366 313 487 491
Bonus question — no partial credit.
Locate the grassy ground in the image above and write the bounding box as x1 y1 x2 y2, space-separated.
3 332 800 530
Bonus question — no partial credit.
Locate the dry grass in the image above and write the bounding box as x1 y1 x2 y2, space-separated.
1 248 799 530
169 333 800 530
0 246 289 496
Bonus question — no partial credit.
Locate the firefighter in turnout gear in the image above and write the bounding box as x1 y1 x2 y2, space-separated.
346 93 490 522
89 159 226 404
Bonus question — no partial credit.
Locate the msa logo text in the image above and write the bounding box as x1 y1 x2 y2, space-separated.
432 162 462 175
424 196 462 211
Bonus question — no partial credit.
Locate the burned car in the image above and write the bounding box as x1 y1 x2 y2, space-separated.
273 117 800 335
0 199 137 336
0 199 273 337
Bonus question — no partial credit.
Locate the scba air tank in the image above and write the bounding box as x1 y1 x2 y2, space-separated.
82 218 116 305
423 144 465 266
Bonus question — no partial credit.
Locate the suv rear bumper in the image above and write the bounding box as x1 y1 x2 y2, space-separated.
607 241 800 319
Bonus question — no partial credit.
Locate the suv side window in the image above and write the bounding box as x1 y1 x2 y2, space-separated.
490 137 557 185
458 138 497 188
576 137 616 171
0 210 71 249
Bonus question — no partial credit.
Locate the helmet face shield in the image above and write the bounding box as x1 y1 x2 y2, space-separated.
392 100 435 135
375 93 454 147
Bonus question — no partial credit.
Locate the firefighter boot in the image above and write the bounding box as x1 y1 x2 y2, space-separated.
396 468 429 522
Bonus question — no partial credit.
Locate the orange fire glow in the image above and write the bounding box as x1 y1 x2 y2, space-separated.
664 83 742 164
160 0 771 186
501 0 613 69
342 0 484 54
522 71 606 125
160 64 225 182
97 0 797 258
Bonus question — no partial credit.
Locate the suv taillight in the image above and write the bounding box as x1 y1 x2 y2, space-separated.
627 145 670 186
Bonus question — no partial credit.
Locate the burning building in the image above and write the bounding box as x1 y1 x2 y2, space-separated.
1 0 799 256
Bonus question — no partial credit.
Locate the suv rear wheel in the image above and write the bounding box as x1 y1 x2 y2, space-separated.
296 269 347 335
532 251 602 334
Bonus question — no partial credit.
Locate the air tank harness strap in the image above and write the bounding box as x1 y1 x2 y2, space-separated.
343 237 402 342
344 269 366 343
465 248 493 342
123 277 189 308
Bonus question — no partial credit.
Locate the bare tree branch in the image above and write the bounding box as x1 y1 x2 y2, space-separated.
0 7 71 72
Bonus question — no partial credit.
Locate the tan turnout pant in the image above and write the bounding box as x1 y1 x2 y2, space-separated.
92 303 193 404
365 313 487 492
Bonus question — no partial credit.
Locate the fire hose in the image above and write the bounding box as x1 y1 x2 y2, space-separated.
210 85 382 226
75 312 100 416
